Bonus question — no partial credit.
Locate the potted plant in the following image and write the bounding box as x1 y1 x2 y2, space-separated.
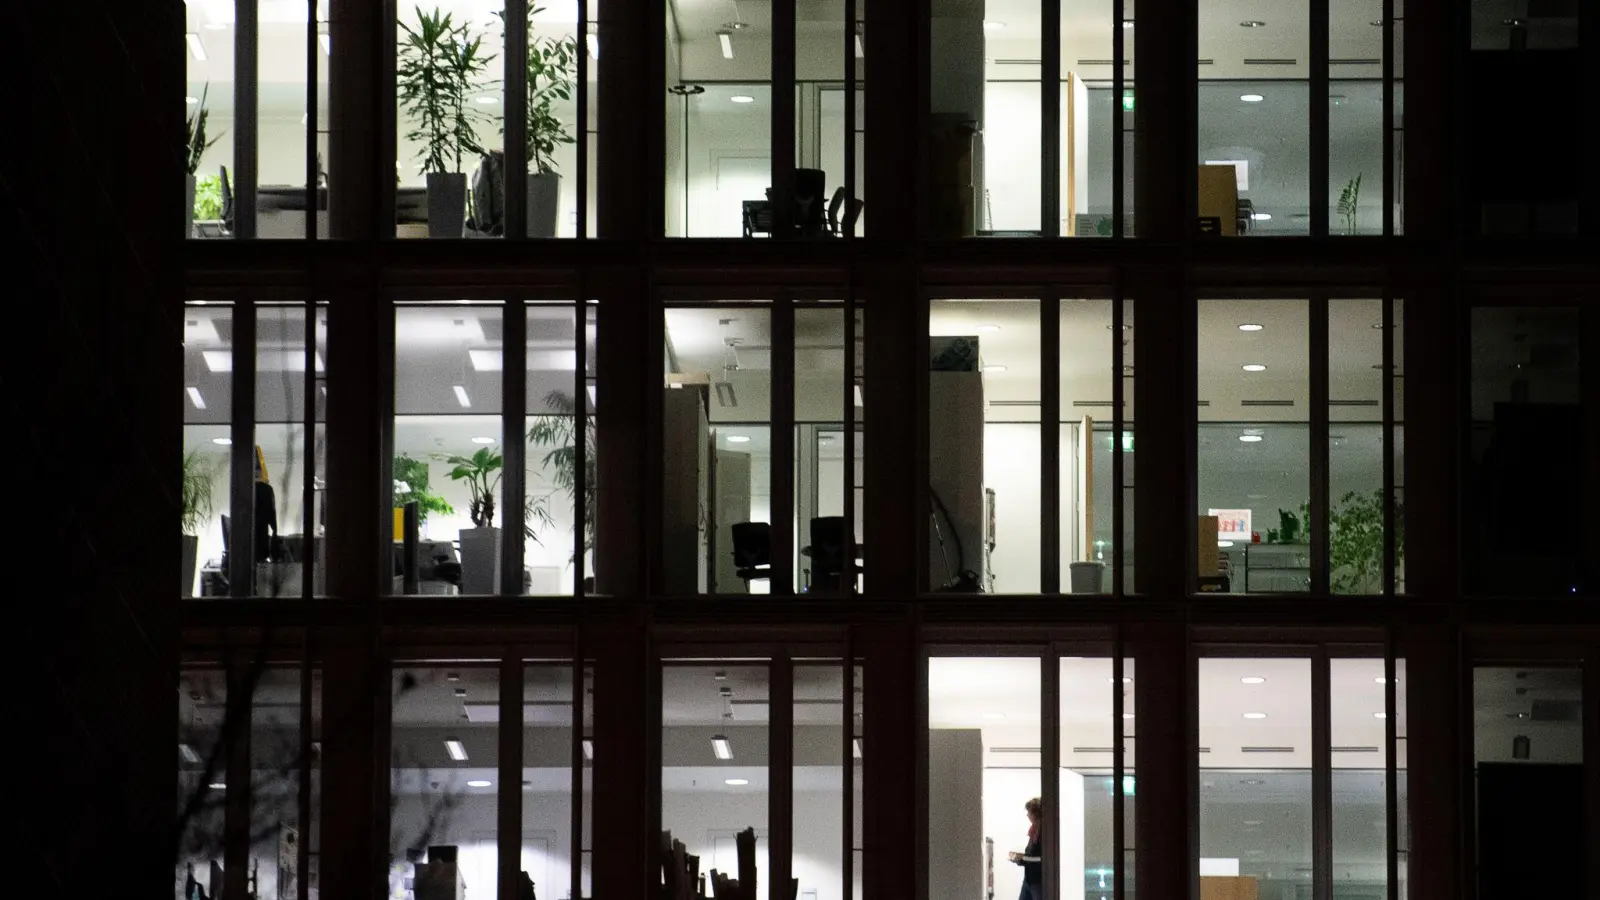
1337 173 1363 235
398 7 495 237
184 85 222 237
525 389 597 560
393 454 455 535
516 7 578 237
1330 489 1405 594
438 446 503 593
180 449 220 597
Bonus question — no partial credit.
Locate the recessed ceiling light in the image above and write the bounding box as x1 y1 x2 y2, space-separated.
466 780 492 788
1374 676 1391 684
1238 323 1264 331
1241 779 1265 785
726 435 751 443
445 739 468 761
1240 93 1265 102
1251 212 1273 221
1238 434 1263 443
1122 712 1135 719
1373 712 1388 719
730 95 755 104
983 20 1005 29
718 30 734 58
582 738 594 760
1239 20 1266 27
712 735 734 760
186 33 208 61
471 435 497 444
475 96 498 105
725 778 750 786
186 96 200 105
983 713 1006 720
1241 676 1266 684
1242 712 1268 719
1109 677 1132 684
1242 364 1267 372
1218 540 1235 547
982 364 1007 373
187 386 207 409
976 324 1001 332
1243 820 1263 826
453 384 472 407
212 437 233 445
209 782 227 790
1122 19 1134 28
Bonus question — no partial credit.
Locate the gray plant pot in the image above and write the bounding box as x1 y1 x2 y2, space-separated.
527 171 561 238
185 174 196 238
426 171 468 238
181 534 199 597
458 526 502 595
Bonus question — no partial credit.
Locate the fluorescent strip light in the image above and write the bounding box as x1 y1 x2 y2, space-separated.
582 738 594 760
186 387 207 409
711 734 733 760
209 782 226 790
718 31 734 59
187 33 208 61
453 385 472 408
319 33 331 55
586 383 597 409
466 779 492 787
179 743 202 764
445 739 468 761
854 33 865 58
852 737 863 758
854 384 864 406
586 33 599 58
202 350 325 372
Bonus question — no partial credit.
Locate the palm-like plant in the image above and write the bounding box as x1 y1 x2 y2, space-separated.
398 8 495 175
185 85 221 177
525 389 596 558
393 454 455 522
438 447 503 528
181 449 220 535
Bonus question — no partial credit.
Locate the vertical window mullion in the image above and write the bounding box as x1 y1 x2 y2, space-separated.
576 0 589 237
1381 292 1396 594
1111 277 1125 595
1111 0 1125 237
1041 291 1062 593
506 0 528 238
302 293 318 602
502 302 528 595
575 284 590 595
1310 295 1331 594
1112 631 1126 900
772 0 797 235
499 654 525 900
772 299 797 594
844 0 858 235
570 634 587 900
229 297 257 596
235 0 259 238
1383 638 1399 900
1042 0 1061 236
1381 0 1394 236
1041 648 1061 900
770 655 796 900
842 635 857 900
297 649 312 900
1310 0 1329 237
1312 651 1333 900
304 0 318 241
843 290 859 591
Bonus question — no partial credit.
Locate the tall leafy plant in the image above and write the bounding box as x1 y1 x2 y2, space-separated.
393 454 455 522
525 389 596 558
438 447 503 528
494 6 579 174
398 8 495 175
1329 489 1404 594
181 449 220 535
185 85 222 177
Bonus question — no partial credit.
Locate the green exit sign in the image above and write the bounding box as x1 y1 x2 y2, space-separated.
1121 92 1135 111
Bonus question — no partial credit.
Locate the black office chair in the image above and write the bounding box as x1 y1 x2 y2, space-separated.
807 516 849 592
792 168 827 237
731 521 773 590
841 197 864 234
826 186 846 235
742 200 775 237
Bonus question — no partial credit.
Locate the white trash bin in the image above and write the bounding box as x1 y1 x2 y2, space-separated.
1069 561 1106 594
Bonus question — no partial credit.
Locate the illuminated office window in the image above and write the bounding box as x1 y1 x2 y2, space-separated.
182 302 234 597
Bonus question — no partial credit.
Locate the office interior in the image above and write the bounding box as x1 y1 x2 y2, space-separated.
181 301 596 598
663 0 1400 237
180 655 1586 900
184 0 598 238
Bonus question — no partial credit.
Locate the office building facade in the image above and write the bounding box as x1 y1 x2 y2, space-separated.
25 0 1598 899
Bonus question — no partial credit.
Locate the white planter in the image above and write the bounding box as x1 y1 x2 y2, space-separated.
185 174 196 238
458 526 502 595
426 171 468 238
181 534 199 597
527 171 561 238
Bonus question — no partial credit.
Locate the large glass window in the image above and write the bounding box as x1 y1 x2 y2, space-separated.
182 303 235 597
797 304 863 595
1329 299 1398 595
177 668 229 899
1466 306 1584 595
1060 299 1126 594
662 305 774 594
393 303 505 596
524 303 596 594
390 665 502 897
522 662 580 899
185 3 234 239
1473 665 1585 898
1331 657 1401 900
1198 657 1312 894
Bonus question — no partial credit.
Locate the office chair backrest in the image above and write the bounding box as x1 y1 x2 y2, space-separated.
827 186 846 234
793 168 826 236
809 516 848 576
731 521 772 569
842 198 864 233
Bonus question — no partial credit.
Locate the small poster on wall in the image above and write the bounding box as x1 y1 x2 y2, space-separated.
1208 508 1252 544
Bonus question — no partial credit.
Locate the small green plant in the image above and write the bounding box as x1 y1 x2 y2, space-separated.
1330 489 1405 594
393 454 455 522
185 85 222 177
398 7 495 175
181 449 221 535
1337 173 1363 235
193 174 224 220
438 446 503 528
